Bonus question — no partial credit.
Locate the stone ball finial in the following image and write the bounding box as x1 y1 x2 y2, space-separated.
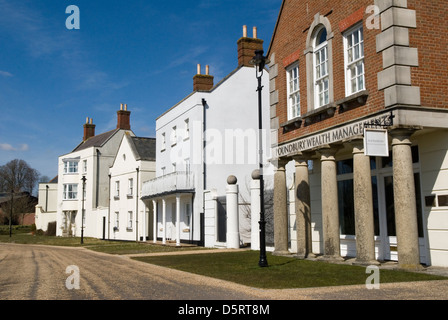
251 169 260 180
227 175 237 185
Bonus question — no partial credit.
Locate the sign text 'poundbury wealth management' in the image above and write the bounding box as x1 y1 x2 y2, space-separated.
275 113 392 158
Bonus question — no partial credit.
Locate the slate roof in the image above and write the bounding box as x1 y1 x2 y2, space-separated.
128 136 156 161
72 129 118 152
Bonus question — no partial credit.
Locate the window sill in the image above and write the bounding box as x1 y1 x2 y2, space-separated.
127 194 134 199
280 117 303 133
337 90 369 111
126 228 133 232
302 103 337 125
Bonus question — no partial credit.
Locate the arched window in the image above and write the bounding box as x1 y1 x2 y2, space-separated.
313 26 329 108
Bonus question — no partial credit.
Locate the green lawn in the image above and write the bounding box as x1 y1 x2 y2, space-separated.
133 250 447 289
0 230 204 255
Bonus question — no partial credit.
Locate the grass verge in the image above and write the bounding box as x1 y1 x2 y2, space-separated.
133 250 447 289
0 232 205 255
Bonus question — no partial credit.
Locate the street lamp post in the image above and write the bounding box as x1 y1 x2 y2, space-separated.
81 176 86 244
9 190 14 238
250 50 269 268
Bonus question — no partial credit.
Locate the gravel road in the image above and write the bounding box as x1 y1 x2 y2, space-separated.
1 243 448 301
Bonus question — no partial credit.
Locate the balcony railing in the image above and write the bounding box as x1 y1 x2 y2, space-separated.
142 171 195 198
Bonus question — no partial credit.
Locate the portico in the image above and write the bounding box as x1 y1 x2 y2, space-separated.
273 109 430 269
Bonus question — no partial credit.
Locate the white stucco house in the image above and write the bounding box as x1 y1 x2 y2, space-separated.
34 176 58 232
55 105 135 238
141 26 273 248
108 134 156 241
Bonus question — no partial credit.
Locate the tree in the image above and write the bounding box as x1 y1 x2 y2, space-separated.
0 159 40 226
0 159 40 194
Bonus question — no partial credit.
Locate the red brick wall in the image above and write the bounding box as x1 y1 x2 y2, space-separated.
409 1 448 109
270 0 447 145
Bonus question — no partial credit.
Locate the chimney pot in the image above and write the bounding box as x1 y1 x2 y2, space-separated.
206 65 209 75
83 117 96 141
117 104 131 130
237 25 264 67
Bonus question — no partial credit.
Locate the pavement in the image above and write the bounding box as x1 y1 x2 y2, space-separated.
1 242 448 301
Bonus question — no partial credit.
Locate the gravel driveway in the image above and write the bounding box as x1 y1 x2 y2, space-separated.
1 243 448 301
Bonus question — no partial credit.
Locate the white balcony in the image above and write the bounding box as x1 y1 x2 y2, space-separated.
141 171 195 198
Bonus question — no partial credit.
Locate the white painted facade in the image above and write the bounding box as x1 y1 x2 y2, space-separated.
35 180 58 231
142 64 271 248
108 134 156 241
55 128 134 238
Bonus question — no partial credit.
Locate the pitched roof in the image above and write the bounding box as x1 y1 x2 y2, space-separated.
128 136 156 161
72 129 119 152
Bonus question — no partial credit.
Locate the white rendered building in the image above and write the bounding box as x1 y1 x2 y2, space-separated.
141 27 272 248
56 105 135 238
108 134 156 241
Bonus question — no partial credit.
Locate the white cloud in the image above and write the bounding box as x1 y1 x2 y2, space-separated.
0 70 13 77
0 143 29 151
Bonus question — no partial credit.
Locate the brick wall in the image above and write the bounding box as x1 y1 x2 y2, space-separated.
269 0 447 145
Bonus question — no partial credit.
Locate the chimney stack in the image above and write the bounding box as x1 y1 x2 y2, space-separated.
117 103 131 130
237 25 264 67
193 64 214 92
83 117 96 141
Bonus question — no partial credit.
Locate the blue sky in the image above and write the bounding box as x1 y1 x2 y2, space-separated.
0 0 280 180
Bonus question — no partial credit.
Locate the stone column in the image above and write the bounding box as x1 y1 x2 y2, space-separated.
273 158 290 255
152 200 157 243
162 198 166 245
319 145 343 260
226 175 240 249
351 139 379 265
390 127 422 270
292 152 314 259
176 194 181 247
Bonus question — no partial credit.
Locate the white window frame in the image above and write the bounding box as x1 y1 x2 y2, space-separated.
161 133 166 151
171 126 177 146
127 178 134 197
63 184 78 200
313 28 330 109
184 119 190 140
344 24 365 96
82 160 87 173
286 63 301 120
127 211 133 230
63 160 79 174
114 181 120 199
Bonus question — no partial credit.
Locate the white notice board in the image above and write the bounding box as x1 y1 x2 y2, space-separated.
364 128 389 157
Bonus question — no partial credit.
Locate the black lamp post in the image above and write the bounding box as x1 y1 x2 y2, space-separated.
81 176 86 244
9 190 14 238
250 50 270 268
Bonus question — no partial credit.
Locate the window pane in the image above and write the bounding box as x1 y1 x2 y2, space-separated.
338 179 355 235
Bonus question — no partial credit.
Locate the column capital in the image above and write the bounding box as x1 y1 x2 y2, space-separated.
272 157 290 170
349 138 366 155
317 144 342 161
291 151 315 163
389 125 422 146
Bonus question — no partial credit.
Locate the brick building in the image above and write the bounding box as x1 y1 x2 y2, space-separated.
267 0 448 268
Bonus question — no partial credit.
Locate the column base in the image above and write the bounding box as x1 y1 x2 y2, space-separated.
318 255 345 263
272 250 291 256
352 259 381 266
293 252 317 260
398 263 425 271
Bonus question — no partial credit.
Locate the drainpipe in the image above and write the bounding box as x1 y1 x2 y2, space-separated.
96 149 100 208
201 98 207 247
136 167 139 242
108 173 111 240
